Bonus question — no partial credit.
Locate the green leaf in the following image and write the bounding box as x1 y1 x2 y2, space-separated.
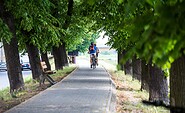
117 0 123 4
87 0 95 5
145 0 154 6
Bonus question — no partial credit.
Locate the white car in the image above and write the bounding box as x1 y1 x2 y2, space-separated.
0 62 7 71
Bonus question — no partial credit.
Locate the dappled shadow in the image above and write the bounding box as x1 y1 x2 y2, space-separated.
142 100 185 113
142 100 168 107
62 78 110 84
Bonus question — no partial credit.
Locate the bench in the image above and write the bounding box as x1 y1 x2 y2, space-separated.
39 61 56 86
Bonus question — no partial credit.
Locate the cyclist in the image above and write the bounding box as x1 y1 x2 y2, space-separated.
88 42 97 68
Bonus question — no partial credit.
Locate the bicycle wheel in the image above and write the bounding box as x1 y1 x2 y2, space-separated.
93 63 96 69
92 58 96 69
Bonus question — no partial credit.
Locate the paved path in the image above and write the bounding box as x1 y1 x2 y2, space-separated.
5 58 116 113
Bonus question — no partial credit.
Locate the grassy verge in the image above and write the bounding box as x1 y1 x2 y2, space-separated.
99 57 169 113
110 70 170 113
0 65 76 113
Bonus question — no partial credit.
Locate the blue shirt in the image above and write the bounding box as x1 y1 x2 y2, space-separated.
89 45 96 54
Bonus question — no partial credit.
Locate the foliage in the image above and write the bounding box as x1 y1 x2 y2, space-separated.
3 0 184 71
0 18 12 43
5 0 64 52
80 0 185 71
0 88 12 101
3 0 99 53
63 0 100 53
122 0 185 70
65 21 100 52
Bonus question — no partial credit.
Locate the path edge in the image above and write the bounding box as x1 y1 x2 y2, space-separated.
102 65 117 113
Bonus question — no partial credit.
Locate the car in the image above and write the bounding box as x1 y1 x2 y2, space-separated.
0 62 7 71
21 62 31 70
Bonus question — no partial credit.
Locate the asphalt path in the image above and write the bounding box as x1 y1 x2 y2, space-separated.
5 58 116 113
0 70 31 90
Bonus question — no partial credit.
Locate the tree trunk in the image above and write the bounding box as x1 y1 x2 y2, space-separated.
140 60 149 91
123 50 132 75
170 56 185 112
52 46 63 70
118 50 124 70
0 0 24 93
26 42 42 79
52 42 68 69
148 63 168 104
124 59 133 75
41 52 51 70
132 56 141 81
3 39 24 93
60 42 68 66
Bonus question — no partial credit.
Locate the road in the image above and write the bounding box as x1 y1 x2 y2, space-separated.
0 70 31 90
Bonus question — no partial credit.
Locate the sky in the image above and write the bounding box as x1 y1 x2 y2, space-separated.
96 32 109 47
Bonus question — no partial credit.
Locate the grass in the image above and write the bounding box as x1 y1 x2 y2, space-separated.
111 70 170 113
0 64 76 113
97 53 170 113
0 88 12 101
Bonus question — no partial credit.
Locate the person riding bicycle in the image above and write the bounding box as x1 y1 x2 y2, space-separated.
88 42 97 68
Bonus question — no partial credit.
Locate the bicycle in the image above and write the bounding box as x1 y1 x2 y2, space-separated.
91 54 97 69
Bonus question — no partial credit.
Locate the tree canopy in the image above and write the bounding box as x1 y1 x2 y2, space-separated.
2 0 185 69
80 0 185 71
1 0 98 53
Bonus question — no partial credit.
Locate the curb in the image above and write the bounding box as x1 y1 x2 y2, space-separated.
50 65 79 86
101 65 117 113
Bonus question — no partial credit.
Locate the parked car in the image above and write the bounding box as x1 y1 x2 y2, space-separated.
0 62 7 71
21 62 31 70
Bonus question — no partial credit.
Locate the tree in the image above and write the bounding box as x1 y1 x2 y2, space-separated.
7 0 63 76
52 46 64 70
170 56 185 112
117 50 124 71
50 0 74 69
124 59 133 75
148 63 168 104
120 0 185 110
0 0 24 94
132 56 141 81
26 41 42 79
140 60 149 91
